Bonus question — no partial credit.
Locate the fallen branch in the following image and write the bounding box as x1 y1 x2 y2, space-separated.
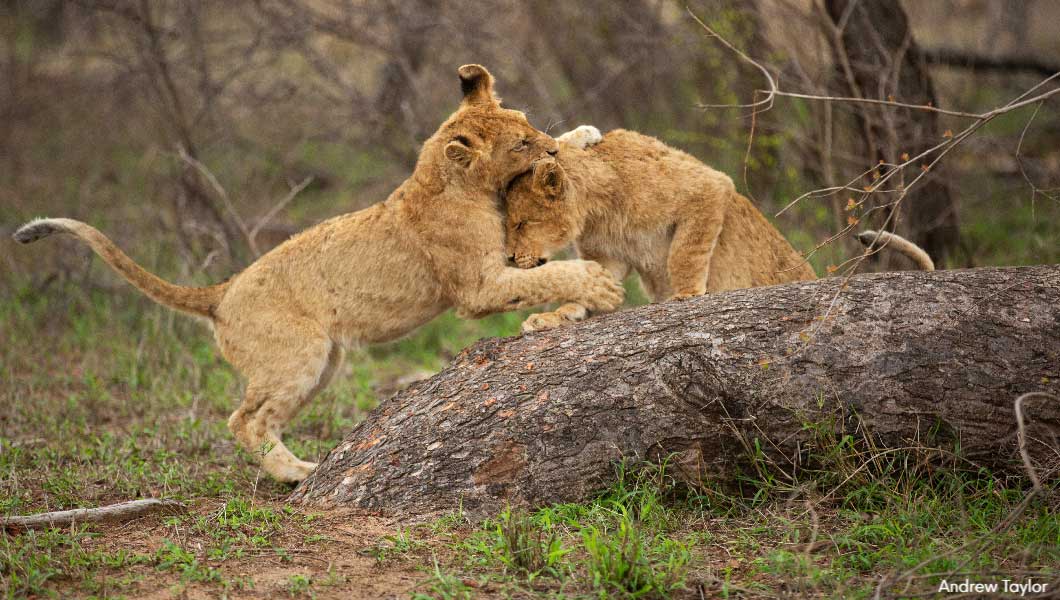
1 499 186 531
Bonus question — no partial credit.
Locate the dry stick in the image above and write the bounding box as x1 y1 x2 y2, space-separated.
1015 392 1058 492
177 145 257 256
178 149 315 259
1 499 186 531
1015 101 1059 209
248 176 314 250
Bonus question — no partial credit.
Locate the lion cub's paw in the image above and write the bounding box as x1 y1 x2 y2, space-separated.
263 449 319 483
521 311 570 333
669 292 700 301
575 260 624 312
522 303 589 333
556 125 603 150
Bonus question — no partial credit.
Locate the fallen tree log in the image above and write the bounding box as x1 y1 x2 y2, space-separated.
291 265 1060 517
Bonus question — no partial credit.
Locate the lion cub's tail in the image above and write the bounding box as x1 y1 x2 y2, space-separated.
856 230 935 271
13 218 228 318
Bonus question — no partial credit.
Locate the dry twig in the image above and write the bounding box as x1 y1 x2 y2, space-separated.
1 498 186 531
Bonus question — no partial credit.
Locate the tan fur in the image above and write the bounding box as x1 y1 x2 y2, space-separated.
13 65 623 482
505 129 932 332
857 230 935 271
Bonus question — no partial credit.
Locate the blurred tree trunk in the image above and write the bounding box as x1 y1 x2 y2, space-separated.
824 0 962 267
292 265 1060 517
1 0 65 179
371 0 440 169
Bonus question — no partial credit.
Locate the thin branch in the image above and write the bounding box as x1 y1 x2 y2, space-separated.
689 7 1060 120
249 176 314 250
177 145 257 256
1014 101 1060 216
686 8 777 111
1015 392 1057 492
1 499 186 531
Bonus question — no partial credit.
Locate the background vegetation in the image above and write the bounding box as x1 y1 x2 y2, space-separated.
2 0 1057 597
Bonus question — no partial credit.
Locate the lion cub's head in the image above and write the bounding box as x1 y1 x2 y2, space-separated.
421 65 558 192
504 158 579 269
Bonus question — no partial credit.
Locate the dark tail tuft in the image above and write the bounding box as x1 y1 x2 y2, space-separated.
856 231 879 249
13 220 64 244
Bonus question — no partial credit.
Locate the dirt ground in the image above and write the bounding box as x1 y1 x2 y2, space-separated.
68 501 434 599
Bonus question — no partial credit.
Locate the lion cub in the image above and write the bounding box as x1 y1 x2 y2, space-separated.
507 127 933 332
13 66 623 482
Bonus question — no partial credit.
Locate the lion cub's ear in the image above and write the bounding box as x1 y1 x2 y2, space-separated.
533 159 566 201
444 138 475 168
458 64 498 107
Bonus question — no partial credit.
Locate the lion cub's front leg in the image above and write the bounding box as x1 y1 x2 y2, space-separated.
520 257 630 333
455 259 623 319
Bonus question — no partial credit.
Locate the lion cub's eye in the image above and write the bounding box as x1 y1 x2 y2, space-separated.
514 221 526 231
512 139 529 152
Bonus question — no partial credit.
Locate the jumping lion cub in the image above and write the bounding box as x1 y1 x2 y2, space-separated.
13 66 623 482
507 126 933 332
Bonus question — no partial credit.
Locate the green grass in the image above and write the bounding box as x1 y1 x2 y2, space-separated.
434 448 1057 599
411 561 475 600
580 516 691 598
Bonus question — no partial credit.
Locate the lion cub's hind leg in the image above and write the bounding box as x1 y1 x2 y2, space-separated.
667 194 727 300
224 320 343 483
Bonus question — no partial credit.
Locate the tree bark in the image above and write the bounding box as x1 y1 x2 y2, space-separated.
292 266 1060 518
824 0 962 267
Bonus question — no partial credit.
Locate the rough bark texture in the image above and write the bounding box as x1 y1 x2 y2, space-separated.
292 266 1060 518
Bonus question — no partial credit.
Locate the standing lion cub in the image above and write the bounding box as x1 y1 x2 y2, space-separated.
506 127 933 332
13 66 623 482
